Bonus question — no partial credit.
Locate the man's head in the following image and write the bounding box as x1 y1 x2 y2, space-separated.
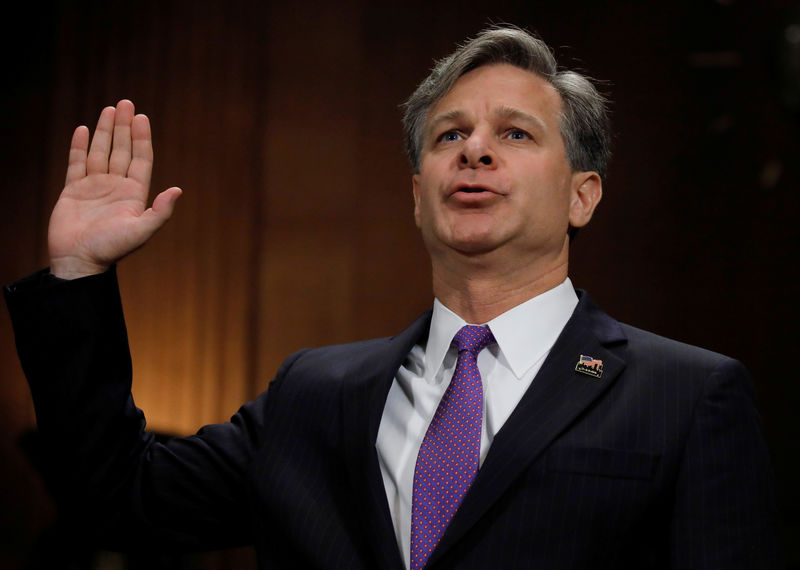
405 26 608 284
402 26 611 180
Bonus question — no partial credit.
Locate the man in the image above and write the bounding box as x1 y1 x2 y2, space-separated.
4 26 781 569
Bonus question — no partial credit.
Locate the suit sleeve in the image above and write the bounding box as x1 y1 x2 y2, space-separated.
4 267 300 553
669 357 783 569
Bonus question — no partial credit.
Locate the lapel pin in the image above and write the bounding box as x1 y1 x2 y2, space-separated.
575 354 603 378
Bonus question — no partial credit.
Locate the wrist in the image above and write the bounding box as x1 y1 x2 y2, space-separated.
49 256 110 280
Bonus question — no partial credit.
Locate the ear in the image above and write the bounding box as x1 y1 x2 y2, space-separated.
568 171 602 229
412 174 422 228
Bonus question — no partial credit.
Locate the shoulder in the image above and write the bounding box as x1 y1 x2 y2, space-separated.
570 291 752 404
618 322 741 373
610 322 755 414
270 309 433 389
573 289 743 375
279 336 394 377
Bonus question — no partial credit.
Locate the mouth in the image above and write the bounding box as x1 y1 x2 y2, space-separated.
450 184 499 197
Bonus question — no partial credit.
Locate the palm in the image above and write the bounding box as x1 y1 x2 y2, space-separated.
51 174 151 264
48 100 181 279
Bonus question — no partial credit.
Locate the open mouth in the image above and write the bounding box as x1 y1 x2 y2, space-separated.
458 187 489 194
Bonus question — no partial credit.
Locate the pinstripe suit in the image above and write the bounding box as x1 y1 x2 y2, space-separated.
4 267 782 568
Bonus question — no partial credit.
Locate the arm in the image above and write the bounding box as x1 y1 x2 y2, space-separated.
669 359 783 569
4 266 303 552
5 103 258 551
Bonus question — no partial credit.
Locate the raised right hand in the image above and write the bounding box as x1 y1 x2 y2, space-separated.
48 99 182 280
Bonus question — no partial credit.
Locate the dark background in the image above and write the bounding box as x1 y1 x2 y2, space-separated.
1 1 798 568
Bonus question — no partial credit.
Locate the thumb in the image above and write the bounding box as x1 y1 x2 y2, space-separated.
142 187 182 231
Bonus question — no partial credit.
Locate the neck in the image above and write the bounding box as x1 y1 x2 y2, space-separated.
431 241 570 324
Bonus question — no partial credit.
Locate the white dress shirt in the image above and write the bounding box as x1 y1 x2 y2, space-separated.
376 279 579 569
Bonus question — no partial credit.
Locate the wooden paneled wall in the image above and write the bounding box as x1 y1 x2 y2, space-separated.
1 1 798 567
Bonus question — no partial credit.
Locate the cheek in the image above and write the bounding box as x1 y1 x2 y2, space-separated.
536 168 574 213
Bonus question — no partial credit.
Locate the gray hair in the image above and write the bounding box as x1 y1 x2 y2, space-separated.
401 26 611 177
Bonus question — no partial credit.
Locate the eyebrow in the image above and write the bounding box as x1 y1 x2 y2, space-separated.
494 105 548 133
425 109 467 139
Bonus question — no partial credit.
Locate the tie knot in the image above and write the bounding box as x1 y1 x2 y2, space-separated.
452 325 495 354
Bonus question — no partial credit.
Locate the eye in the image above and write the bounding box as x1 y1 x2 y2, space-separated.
437 130 462 143
506 129 531 141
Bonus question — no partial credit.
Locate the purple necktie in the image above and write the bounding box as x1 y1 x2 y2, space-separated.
410 325 495 570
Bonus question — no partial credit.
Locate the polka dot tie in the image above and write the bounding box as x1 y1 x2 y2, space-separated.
410 325 495 570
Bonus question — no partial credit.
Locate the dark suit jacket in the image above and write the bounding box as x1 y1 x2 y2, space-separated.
5 268 782 569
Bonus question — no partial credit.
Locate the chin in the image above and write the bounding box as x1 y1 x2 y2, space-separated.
422 220 507 257
447 233 504 256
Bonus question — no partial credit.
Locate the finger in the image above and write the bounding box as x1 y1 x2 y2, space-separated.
65 126 89 185
128 114 154 188
109 99 135 176
86 106 116 175
152 187 182 215
140 187 182 233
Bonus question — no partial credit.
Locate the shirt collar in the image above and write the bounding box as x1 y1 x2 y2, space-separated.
425 278 579 379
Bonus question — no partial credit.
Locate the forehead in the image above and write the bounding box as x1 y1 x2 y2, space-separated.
427 63 563 128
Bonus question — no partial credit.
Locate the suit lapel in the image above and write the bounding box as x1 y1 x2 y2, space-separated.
341 310 432 570
428 292 628 567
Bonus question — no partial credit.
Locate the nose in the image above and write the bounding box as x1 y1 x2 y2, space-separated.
460 132 495 168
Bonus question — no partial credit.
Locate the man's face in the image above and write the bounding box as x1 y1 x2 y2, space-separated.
413 64 598 263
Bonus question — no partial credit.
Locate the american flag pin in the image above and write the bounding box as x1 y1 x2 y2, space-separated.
575 355 603 378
